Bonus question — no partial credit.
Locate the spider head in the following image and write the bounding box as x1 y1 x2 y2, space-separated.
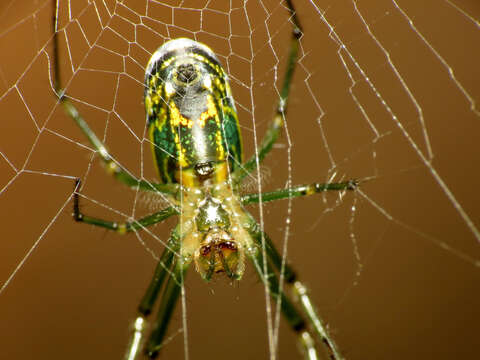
194 228 242 281
191 194 246 281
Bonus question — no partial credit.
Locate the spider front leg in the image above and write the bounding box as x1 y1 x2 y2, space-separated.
249 248 320 360
124 229 190 360
73 179 178 233
246 216 343 360
72 177 186 360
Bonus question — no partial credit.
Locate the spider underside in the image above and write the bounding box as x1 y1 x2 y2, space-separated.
52 0 357 359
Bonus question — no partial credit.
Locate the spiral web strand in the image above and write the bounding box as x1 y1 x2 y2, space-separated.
0 1 479 359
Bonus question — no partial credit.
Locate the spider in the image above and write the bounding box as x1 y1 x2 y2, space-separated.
52 0 357 359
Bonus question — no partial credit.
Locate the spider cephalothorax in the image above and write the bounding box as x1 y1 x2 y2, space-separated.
178 184 249 281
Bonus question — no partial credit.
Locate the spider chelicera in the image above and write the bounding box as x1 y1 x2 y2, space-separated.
52 0 357 358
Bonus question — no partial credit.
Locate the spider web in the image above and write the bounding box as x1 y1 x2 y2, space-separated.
0 0 479 359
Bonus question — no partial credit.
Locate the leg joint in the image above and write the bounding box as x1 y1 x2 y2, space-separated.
293 27 302 40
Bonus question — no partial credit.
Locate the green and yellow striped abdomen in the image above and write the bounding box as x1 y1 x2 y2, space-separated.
144 38 243 187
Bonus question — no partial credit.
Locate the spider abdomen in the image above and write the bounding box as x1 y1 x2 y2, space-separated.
144 38 243 187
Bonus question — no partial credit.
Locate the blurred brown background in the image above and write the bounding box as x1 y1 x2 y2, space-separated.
0 0 479 359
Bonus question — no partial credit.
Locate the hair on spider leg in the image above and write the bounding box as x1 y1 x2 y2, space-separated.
238 165 272 192
137 189 173 214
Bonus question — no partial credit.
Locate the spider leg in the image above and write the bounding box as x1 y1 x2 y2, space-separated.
233 0 302 183
249 246 320 360
73 179 178 233
145 256 189 359
124 230 188 360
246 216 343 360
241 179 359 205
52 0 177 196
